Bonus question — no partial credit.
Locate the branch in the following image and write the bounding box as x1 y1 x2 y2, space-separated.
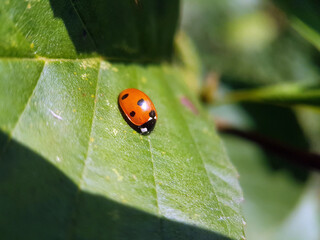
216 121 320 172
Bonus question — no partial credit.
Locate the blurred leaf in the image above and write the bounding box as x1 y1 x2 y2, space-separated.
217 81 320 155
272 0 320 52
174 32 202 92
213 102 311 176
182 0 319 86
0 0 179 61
274 0 320 50
220 83 320 107
212 101 319 240
222 134 320 240
292 18 320 51
226 11 278 52
296 108 320 151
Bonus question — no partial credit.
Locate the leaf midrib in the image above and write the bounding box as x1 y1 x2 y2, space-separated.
65 60 102 238
147 137 163 238
135 66 162 237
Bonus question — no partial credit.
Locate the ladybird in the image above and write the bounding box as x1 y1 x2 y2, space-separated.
118 88 157 135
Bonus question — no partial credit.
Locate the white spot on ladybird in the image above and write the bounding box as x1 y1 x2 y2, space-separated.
141 127 148 133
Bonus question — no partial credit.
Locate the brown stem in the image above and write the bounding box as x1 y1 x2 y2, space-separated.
217 123 320 172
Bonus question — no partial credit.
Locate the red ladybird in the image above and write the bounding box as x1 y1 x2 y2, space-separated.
118 88 157 134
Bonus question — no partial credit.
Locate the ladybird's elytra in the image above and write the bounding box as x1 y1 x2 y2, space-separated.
118 88 157 135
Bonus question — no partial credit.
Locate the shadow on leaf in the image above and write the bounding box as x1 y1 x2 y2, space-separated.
48 0 180 62
0 131 230 240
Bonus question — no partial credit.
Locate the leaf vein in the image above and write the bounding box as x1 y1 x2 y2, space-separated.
0 60 46 157
163 71 231 235
66 59 102 239
184 123 231 235
147 137 163 240
147 137 161 214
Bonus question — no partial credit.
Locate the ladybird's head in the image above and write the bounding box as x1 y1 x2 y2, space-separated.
139 118 157 135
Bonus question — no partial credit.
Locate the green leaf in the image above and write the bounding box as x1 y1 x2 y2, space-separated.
273 0 320 51
220 83 320 108
0 60 245 239
291 18 320 51
0 0 179 61
212 102 320 240
218 82 320 154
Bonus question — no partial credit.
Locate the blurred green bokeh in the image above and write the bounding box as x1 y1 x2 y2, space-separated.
182 0 319 86
181 0 320 239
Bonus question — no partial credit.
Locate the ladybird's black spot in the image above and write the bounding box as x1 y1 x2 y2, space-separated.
130 111 136 117
118 101 140 133
137 99 145 106
118 98 156 135
149 110 156 118
121 93 129 100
